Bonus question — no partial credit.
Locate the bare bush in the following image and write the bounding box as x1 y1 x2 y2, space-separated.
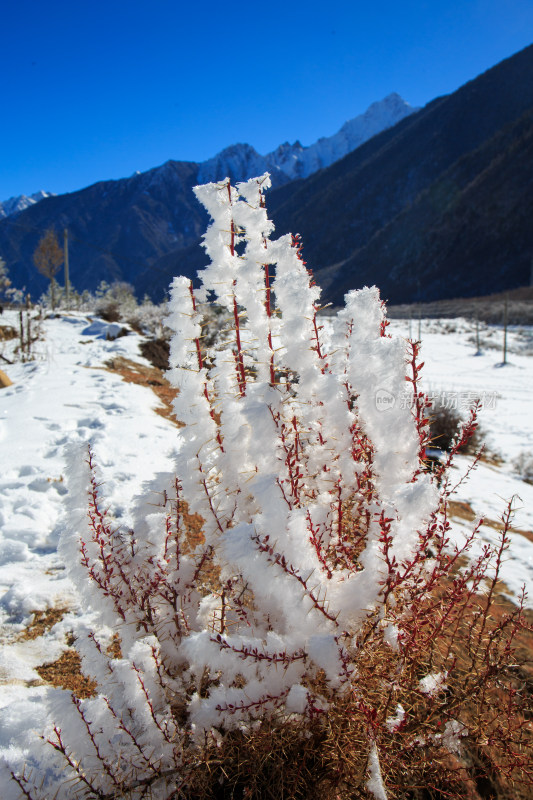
429 403 483 454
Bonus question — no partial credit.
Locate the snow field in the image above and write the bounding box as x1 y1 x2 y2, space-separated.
388 317 533 601
0 311 177 680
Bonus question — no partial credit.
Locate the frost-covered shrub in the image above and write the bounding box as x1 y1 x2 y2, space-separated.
7 176 532 800
513 451 533 483
127 297 170 338
94 280 138 321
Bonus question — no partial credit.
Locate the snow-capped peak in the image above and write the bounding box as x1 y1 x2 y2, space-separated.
0 191 54 220
197 94 417 185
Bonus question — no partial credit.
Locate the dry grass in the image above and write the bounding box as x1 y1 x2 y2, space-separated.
15 607 96 698
448 500 533 544
0 324 17 341
17 608 121 699
187 600 533 799
102 355 182 426
19 607 69 641
35 649 97 699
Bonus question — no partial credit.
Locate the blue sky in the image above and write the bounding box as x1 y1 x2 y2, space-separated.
2 0 532 200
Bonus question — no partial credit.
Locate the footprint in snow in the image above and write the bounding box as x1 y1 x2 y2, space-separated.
43 447 58 459
0 538 30 564
52 435 70 447
77 418 105 430
27 477 66 494
0 481 25 491
18 465 39 477
100 402 125 414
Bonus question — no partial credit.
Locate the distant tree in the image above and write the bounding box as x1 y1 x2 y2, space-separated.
0 257 10 307
33 229 63 309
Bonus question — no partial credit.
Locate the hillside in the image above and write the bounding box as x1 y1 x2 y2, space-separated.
266 43 533 305
327 107 533 304
2 45 532 305
0 161 204 298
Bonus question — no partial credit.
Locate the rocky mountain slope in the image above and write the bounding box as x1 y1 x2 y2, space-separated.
197 93 415 184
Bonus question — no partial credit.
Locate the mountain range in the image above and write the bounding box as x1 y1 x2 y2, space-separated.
1 44 532 306
0 94 414 299
196 93 415 185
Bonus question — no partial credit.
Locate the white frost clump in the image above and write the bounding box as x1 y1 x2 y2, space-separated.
442 719 468 754
419 671 447 697
383 623 400 651
366 742 388 800
386 703 406 732
431 719 468 755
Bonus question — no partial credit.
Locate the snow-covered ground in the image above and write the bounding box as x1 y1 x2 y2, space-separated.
388 317 533 603
0 310 179 782
0 309 532 786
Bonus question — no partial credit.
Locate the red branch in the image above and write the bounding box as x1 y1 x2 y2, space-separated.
212 634 307 666
251 532 339 625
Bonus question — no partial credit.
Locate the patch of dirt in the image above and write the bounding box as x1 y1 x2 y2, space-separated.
16 607 95 697
139 338 170 370
102 356 182 426
448 500 477 522
31 624 122 698
0 324 17 341
0 368 13 387
108 633 122 659
20 607 69 640
479 451 504 467
448 500 533 543
179 501 206 550
36 649 97 699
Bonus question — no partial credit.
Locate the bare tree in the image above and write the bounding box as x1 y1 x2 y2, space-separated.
33 229 63 309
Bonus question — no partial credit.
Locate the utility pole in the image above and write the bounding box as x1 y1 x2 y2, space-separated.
417 278 422 341
502 293 508 365
64 228 70 308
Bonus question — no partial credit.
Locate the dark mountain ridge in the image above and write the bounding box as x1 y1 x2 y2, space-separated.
140 44 533 305
0 160 205 297
266 43 533 305
336 107 533 304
